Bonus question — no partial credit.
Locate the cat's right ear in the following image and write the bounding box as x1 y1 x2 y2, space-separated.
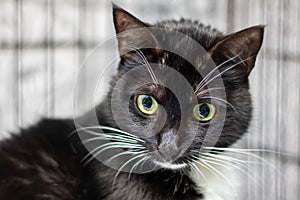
112 4 159 58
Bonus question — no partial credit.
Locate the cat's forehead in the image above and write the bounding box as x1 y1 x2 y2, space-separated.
156 51 208 78
135 83 196 106
155 19 224 51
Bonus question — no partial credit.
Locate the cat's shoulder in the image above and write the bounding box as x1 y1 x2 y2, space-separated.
0 119 91 200
0 118 75 157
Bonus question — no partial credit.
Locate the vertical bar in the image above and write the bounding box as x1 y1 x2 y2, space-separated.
80 0 87 109
75 0 87 112
74 0 79 83
15 0 22 127
74 0 80 114
226 0 235 32
51 0 55 116
90 0 96 43
45 0 49 117
261 0 268 199
247 2 253 200
280 1 287 198
45 0 55 117
276 0 284 199
296 0 300 199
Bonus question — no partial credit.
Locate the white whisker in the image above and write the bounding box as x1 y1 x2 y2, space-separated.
195 54 241 93
196 87 225 96
126 47 159 84
191 155 219 178
203 146 282 154
106 150 148 165
203 147 279 171
197 55 256 92
127 156 148 181
82 134 138 144
191 155 232 186
113 153 147 186
200 96 236 110
189 162 208 182
200 159 232 186
76 125 145 143
200 152 258 165
81 142 145 166
203 155 258 183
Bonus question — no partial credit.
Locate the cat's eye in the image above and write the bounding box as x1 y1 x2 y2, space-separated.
136 95 158 115
193 103 216 122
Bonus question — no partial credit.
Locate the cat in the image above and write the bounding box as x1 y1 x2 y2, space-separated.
0 4 264 200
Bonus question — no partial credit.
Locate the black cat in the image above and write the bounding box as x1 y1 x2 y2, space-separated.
0 4 264 200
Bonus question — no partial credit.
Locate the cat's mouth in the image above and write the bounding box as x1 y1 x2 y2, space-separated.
153 160 187 170
151 148 189 170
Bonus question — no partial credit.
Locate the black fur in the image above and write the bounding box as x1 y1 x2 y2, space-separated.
0 5 264 200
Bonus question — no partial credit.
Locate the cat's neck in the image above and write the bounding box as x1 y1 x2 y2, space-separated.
92 163 204 200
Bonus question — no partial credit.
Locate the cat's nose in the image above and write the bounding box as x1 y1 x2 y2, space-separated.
156 128 179 162
157 128 177 150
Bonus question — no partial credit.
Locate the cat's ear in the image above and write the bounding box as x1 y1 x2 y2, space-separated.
209 25 264 75
112 4 159 58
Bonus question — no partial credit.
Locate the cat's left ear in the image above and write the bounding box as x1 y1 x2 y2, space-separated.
112 4 159 58
209 25 264 75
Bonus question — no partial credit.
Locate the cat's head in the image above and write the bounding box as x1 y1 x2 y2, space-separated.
99 5 264 170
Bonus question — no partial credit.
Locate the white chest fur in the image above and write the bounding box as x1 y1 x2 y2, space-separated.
188 153 241 200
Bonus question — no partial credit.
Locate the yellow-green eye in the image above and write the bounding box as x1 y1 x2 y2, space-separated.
136 95 158 115
193 103 216 122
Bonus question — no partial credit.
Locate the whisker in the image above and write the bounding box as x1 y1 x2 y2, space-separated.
196 87 225 96
139 155 150 170
81 134 139 144
203 147 279 171
201 155 255 181
200 159 232 186
201 153 249 168
192 149 258 166
200 96 236 110
113 153 147 186
202 157 231 170
197 55 256 93
195 54 241 93
199 151 265 185
191 155 219 179
200 152 259 165
191 155 232 186
81 141 145 166
189 162 208 182
126 47 158 84
127 156 148 181
173 171 184 195
203 146 283 154
74 126 145 143
106 150 148 165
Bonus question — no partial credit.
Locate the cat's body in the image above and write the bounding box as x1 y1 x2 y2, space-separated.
0 121 235 200
0 4 264 200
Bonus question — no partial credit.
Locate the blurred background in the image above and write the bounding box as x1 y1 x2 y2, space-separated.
0 0 299 199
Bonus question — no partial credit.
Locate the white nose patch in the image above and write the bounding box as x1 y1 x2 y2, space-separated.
159 128 177 149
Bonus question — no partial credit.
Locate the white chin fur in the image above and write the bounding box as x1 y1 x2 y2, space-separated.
188 152 240 200
153 161 187 170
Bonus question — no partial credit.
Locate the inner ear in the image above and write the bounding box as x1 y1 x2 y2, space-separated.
209 25 264 75
112 4 160 58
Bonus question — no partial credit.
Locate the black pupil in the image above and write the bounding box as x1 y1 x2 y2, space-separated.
142 96 153 110
198 104 210 118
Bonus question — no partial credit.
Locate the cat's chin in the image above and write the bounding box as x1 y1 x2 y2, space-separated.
153 160 187 170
